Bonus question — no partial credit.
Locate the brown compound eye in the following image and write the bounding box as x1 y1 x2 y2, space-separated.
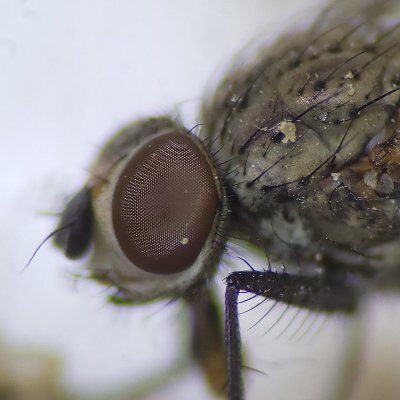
112 131 219 274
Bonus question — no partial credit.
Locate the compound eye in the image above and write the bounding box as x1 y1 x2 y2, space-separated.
112 131 219 274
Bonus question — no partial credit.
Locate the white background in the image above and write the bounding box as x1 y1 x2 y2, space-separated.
1 1 400 399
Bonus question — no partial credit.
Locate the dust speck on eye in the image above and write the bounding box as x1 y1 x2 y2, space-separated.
180 237 189 245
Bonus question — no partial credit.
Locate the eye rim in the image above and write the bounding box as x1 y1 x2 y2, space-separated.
111 129 221 275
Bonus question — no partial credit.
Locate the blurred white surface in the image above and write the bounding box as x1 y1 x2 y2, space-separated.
1 1 399 399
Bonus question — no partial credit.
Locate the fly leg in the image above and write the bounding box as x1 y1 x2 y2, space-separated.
185 285 227 396
225 269 359 400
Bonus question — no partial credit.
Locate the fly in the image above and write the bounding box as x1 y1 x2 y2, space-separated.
47 0 400 399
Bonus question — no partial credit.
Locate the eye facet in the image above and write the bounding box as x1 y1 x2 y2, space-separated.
112 130 219 274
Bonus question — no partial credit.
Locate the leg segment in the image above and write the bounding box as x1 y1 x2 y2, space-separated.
185 285 227 395
225 269 359 400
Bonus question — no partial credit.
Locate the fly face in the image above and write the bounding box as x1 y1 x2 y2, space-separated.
53 117 231 394
54 117 228 302
49 0 400 399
